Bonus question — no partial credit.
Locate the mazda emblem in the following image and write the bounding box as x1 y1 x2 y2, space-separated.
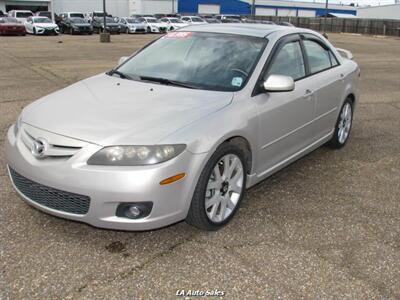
31 137 48 158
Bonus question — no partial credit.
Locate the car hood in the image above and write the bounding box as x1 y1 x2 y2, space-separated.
35 23 57 28
1 23 24 26
22 74 233 146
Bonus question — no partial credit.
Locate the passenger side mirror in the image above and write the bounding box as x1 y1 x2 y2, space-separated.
118 56 129 65
263 74 295 92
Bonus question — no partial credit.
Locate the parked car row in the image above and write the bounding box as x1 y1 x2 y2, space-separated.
0 10 295 36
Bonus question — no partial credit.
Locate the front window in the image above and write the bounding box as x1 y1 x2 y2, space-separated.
117 32 267 92
170 18 183 23
145 18 159 23
70 13 85 18
303 40 332 74
34 17 52 23
265 41 305 81
98 17 115 23
191 17 204 22
16 12 33 18
70 17 86 24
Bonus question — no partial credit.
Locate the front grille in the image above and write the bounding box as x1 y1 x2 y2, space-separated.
9 168 90 215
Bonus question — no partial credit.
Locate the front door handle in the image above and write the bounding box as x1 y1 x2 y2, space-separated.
304 89 313 98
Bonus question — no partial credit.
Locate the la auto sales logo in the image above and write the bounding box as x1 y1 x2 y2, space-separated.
176 289 225 297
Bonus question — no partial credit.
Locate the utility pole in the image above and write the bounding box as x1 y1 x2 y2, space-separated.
103 0 107 31
323 0 329 38
50 0 55 23
172 0 175 14
252 0 256 20
100 0 110 42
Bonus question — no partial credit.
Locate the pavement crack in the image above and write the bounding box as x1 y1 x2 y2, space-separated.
63 234 195 299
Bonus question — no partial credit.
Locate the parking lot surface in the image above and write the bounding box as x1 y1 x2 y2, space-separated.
0 33 399 299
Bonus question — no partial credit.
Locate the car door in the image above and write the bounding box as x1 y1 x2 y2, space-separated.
253 34 316 175
301 34 344 139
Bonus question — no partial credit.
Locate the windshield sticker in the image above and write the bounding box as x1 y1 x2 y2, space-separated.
163 32 192 39
231 77 243 87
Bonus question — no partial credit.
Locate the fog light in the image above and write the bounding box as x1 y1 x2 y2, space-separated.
127 205 141 218
116 202 153 219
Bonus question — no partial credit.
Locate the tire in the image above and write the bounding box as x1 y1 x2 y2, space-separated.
126 27 129 34
147 26 151 33
328 97 354 149
186 142 247 231
33 27 36 35
70 27 74 35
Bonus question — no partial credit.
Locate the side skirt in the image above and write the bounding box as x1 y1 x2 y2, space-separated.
246 130 334 188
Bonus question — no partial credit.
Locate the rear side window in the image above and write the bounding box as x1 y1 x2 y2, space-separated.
303 40 332 74
265 41 305 81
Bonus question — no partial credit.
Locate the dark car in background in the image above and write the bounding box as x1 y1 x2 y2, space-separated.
59 17 93 34
92 17 120 34
0 17 26 35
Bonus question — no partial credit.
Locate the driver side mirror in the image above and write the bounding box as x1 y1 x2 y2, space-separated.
118 56 129 65
263 74 295 92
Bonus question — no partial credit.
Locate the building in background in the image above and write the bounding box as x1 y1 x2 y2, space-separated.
357 3 400 20
0 0 177 16
178 0 357 17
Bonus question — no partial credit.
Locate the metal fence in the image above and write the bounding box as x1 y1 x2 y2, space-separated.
252 16 400 36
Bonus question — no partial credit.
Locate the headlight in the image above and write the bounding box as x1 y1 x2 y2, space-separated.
13 115 22 136
87 144 186 166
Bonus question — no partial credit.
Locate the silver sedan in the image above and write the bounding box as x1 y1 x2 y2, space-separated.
5 24 360 231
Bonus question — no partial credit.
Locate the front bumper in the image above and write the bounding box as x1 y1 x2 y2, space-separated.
36 27 59 35
5 125 207 230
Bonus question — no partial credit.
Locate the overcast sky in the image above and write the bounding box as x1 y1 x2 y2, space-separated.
294 0 397 6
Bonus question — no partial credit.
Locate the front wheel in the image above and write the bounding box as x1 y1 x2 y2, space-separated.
328 98 353 149
33 27 36 35
186 143 247 231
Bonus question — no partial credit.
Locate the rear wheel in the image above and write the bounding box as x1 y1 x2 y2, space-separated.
186 143 247 231
328 98 353 149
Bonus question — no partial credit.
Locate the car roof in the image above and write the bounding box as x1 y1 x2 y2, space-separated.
177 23 298 38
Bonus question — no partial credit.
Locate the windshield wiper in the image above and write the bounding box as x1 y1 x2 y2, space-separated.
107 70 134 80
139 76 200 89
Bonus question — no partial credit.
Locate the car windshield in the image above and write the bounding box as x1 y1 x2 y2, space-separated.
117 32 267 92
70 13 84 18
191 17 204 22
98 17 115 23
16 12 33 18
34 17 52 23
146 18 158 23
126 18 139 24
170 18 183 23
39 12 51 18
0 17 19 23
70 17 86 23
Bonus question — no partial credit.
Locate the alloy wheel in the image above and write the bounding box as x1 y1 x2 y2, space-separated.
205 154 244 223
338 102 352 144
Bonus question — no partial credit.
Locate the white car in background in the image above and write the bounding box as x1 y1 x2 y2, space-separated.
25 16 59 35
117 17 146 33
7 10 33 23
181 16 207 25
159 17 189 31
136 17 167 33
